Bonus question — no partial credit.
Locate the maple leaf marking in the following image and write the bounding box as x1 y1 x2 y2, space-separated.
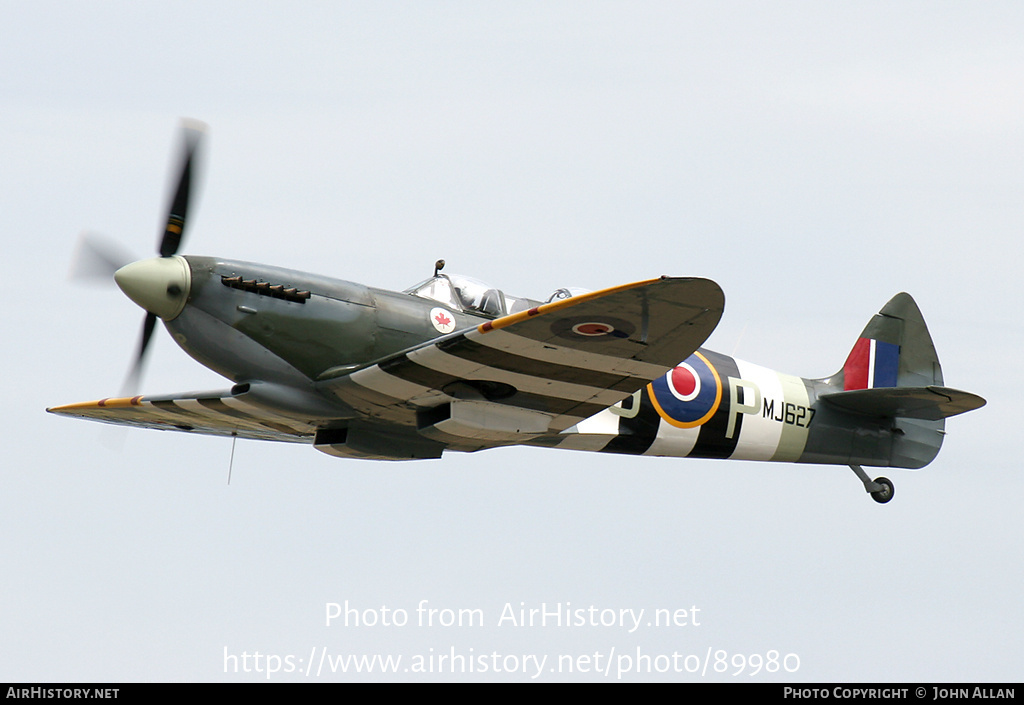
434 312 451 327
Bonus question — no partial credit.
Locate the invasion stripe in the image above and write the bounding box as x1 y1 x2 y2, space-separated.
190 398 311 437
343 362 599 428
173 399 309 437
406 346 627 407
464 328 671 380
177 398 254 431
686 350 743 459
149 397 309 438
770 375 811 462
601 390 660 456
348 365 431 403
376 354 609 420
217 395 317 434
320 379 418 426
196 397 261 422
151 399 193 415
133 409 200 430
436 336 640 393
335 377 416 412
260 419 307 436
119 401 196 426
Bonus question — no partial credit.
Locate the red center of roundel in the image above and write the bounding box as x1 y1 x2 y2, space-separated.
670 366 697 397
574 323 612 336
435 312 451 327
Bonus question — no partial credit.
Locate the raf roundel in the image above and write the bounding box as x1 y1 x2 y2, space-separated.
647 351 723 428
550 315 634 342
430 307 457 334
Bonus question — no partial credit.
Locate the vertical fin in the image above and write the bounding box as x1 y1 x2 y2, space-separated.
826 292 948 469
835 292 942 391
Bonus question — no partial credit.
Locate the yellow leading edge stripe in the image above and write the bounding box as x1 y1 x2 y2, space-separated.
47 396 144 413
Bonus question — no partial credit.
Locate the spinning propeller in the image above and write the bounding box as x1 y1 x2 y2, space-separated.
71 120 206 393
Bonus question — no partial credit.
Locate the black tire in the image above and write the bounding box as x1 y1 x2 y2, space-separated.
871 477 894 504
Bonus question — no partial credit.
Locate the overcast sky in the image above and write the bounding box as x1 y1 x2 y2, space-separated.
2 1 1021 682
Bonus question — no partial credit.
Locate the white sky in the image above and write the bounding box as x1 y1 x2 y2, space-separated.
3 1 1021 682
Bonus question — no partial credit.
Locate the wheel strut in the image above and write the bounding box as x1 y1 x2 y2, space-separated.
848 464 894 504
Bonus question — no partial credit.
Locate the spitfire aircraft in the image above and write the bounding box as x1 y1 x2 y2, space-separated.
49 123 986 503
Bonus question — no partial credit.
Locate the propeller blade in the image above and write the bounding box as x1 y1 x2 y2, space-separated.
69 232 136 283
72 119 207 395
122 312 159 395
158 120 206 257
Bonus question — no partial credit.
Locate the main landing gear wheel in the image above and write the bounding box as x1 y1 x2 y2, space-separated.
870 476 894 504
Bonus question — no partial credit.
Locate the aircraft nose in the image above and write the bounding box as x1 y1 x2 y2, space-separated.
114 255 191 320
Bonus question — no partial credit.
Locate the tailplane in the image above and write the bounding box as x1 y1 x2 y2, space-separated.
820 385 985 421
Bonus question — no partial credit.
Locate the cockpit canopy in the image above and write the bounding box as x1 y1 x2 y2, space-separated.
406 273 507 317
406 272 591 319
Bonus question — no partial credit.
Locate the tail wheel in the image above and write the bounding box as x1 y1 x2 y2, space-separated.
870 477 894 504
